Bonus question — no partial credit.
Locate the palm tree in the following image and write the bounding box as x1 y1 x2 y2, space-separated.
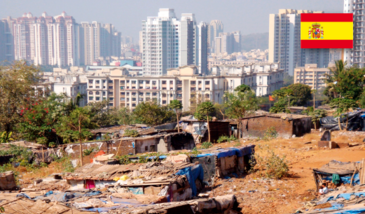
197 101 215 142
169 100 183 132
284 88 293 110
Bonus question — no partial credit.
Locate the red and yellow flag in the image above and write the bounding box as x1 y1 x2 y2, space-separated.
301 13 353 49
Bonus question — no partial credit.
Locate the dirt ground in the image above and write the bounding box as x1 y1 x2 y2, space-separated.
209 130 365 214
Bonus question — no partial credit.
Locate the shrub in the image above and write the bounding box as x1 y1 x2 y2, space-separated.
217 135 237 143
250 149 289 179
263 127 278 141
83 147 98 157
117 155 131 165
191 147 201 155
123 129 139 137
201 142 213 149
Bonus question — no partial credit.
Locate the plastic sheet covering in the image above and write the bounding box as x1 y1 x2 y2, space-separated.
334 207 365 214
176 164 204 197
315 203 344 212
196 145 255 159
324 191 365 202
320 110 364 131
322 173 360 186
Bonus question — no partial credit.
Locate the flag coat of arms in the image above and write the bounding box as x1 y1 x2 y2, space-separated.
301 13 353 49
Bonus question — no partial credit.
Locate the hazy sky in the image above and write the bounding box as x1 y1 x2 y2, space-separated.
2 0 343 40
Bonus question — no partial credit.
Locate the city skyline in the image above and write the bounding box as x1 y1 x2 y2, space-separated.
1 0 343 40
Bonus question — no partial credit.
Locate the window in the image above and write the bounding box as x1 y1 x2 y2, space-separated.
96 97 100 101
103 92 106 96
120 86 124 89
120 80 125 84
132 81 136 84
152 92 157 96
120 98 125 101
88 91 93 95
89 96 93 100
96 91 100 95
109 86 113 89
146 81 150 84
108 80 113 83
152 81 156 85
127 80 130 83
96 80 100 84
89 85 93 88
191 81 196 84
102 80 106 83
170 81 173 84
162 100 166 104
132 92 136 96
139 93 143 96
110 98 114 101
89 80 93 84
109 103 113 106
162 81 166 84
132 104 136 107
146 92 150 96
121 92 125 95
205 81 210 85
109 92 113 96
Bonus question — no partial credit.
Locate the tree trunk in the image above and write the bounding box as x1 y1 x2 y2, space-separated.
314 122 316 131
79 118 83 167
207 115 211 143
346 114 349 130
313 94 316 109
338 115 342 131
176 111 180 133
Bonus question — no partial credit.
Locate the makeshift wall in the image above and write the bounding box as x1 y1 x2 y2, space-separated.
182 121 230 143
241 115 311 139
134 138 159 154
60 140 134 163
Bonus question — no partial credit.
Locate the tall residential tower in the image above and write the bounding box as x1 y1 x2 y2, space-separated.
141 8 208 76
268 9 328 76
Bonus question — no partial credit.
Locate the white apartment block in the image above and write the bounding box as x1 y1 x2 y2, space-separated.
141 8 208 76
344 0 363 67
294 64 330 90
85 62 283 111
268 9 329 76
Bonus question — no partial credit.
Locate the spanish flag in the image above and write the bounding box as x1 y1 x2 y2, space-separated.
301 13 353 49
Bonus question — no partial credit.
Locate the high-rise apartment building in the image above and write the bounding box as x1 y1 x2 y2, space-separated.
141 8 208 76
268 9 327 76
0 16 15 62
12 12 80 67
344 0 363 67
208 20 224 53
2 12 121 67
215 31 241 54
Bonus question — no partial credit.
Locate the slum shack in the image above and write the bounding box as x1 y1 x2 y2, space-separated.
181 120 230 143
313 160 365 191
297 160 365 213
61 132 195 165
65 161 204 202
240 113 312 139
190 145 255 184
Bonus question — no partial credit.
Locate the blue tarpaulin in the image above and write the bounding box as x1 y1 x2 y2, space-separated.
195 145 255 159
324 191 365 202
175 164 204 197
322 173 360 186
334 207 365 214
315 203 344 212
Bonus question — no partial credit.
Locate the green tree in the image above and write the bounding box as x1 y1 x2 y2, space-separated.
309 109 327 130
0 61 42 138
197 101 215 142
169 100 183 132
330 98 358 130
234 84 251 93
56 107 96 166
17 93 67 146
224 90 258 137
132 102 174 126
118 107 134 125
